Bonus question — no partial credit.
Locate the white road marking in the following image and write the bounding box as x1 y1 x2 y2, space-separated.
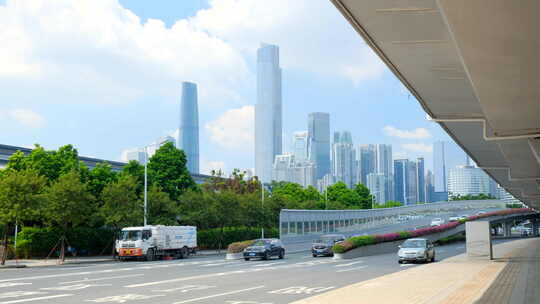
0 284 31 289
59 274 144 285
0 294 73 304
200 262 230 267
268 286 335 295
86 294 164 303
253 262 286 267
0 292 45 299
41 283 110 291
336 265 368 273
152 285 214 293
172 286 265 304
335 261 364 267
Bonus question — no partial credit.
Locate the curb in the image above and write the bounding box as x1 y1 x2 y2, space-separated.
0 264 27 269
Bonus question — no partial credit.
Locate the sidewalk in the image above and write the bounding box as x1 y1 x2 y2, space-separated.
292 237 540 304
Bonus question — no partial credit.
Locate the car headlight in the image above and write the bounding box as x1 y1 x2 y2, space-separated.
417 250 426 256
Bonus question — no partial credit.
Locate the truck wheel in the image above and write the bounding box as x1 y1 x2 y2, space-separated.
146 248 155 261
182 247 189 258
179 247 188 259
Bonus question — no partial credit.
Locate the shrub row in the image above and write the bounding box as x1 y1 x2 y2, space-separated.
333 208 533 254
227 240 255 253
197 227 278 250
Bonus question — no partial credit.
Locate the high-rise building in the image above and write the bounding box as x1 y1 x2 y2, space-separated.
393 159 409 204
425 170 435 202
123 148 147 164
308 112 330 180
356 144 376 186
331 131 355 188
255 43 282 183
447 165 491 197
147 135 176 157
293 161 316 188
375 144 393 201
292 131 309 162
272 154 294 182
433 141 467 193
178 82 199 174
407 161 418 204
416 157 425 202
367 173 387 204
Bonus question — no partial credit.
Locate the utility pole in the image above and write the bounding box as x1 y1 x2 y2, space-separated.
144 147 148 226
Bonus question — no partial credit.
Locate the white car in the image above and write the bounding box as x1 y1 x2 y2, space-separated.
459 215 469 220
398 238 435 264
430 218 445 226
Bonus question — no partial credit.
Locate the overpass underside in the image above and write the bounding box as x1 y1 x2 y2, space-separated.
331 0 540 211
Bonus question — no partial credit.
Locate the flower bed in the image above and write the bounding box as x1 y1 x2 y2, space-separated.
333 208 532 254
227 240 254 253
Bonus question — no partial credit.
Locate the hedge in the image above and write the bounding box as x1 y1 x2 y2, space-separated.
333 208 533 254
197 227 278 250
15 227 114 258
227 240 255 253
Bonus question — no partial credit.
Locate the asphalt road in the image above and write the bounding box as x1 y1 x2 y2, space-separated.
0 241 474 304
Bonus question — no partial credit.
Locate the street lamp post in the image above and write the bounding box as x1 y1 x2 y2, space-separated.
261 183 265 239
144 147 148 226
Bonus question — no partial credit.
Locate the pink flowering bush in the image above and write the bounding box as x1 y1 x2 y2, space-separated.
333 208 533 253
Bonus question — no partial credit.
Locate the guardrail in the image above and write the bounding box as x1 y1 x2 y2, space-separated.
279 200 506 244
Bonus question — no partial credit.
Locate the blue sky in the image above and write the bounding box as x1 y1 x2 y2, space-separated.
0 0 453 174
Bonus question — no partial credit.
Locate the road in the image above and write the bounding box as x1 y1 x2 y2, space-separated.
0 241 473 304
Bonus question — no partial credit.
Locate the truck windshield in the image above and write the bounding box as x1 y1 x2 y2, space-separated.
120 230 141 241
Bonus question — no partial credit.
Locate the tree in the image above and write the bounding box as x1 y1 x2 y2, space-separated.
327 182 362 208
375 200 403 208
147 185 179 226
353 183 373 209
43 170 94 262
0 170 46 265
101 175 142 255
207 190 242 250
120 160 145 196
148 142 195 201
450 193 495 201
88 163 117 203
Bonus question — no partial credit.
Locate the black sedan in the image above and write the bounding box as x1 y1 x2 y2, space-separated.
312 234 345 257
243 239 285 261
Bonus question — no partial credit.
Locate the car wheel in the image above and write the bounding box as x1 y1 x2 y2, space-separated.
312 254 317 258
398 260 403 264
244 258 250 261
279 250 284 259
146 248 155 262
263 251 269 260
431 254 435 263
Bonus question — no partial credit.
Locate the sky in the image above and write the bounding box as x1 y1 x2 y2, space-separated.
0 0 455 174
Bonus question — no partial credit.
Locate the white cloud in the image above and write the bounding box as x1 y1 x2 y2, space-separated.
2 108 45 128
192 0 385 85
205 105 254 151
383 125 431 139
0 0 249 108
401 143 433 153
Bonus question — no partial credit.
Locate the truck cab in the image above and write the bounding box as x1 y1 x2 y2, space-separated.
117 226 153 259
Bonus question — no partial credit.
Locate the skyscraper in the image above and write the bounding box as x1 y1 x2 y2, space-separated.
178 82 199 174
308 112 330 180
416 157 425 202
255 43 282 182
292 131 309 162
425 170 435 202
356 144 376 186
375 144 393 201
433 141 467 193
448 165 491 197
393 159 409 204
367 173 387 204
331 131 355 188
407 161 418 204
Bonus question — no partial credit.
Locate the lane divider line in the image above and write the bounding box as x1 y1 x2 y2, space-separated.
172 286 265 304
335 261 364 267
336 265 368 273
0 294 73 304
59 274 144 285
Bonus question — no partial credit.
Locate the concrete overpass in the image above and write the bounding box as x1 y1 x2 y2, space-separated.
0 143 211 184
330 0 540 212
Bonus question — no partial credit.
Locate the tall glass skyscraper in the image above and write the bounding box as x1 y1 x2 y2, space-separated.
433 141 467 193
178 82 199 174
376 144 393 201
331 131 355 188
356 144 376 186
292 131 309 162
393 159 408 204
255 43 282 182
308 112 330 180
416 157 425 202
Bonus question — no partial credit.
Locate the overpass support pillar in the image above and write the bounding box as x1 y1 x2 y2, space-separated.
533 219 539 237
503 221 512 237
466 221 492 260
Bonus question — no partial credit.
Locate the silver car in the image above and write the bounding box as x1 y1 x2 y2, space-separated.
398 238 435 264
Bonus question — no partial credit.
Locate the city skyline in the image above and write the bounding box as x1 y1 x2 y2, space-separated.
0 0 454 177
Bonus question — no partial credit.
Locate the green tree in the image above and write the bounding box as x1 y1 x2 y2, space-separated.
353 183 373 209
43 170 94 262
0 170 46 265
120 160 145 195
148 142 195 201
374 200 403 208
147 185 179 226
88 163 117 202
101 175 142 255
327 182 361 208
